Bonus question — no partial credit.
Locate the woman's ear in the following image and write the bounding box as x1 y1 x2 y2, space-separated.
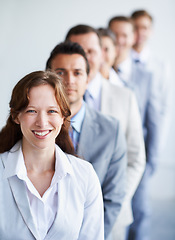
13 115 20 125
10 109 20 124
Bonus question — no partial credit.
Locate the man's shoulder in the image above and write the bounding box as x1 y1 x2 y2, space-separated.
103 76 133 92
85 104 120 130
102 79 135 101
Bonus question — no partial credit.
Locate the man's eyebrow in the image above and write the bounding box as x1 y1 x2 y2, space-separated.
54 68 65 71
74 68 83 71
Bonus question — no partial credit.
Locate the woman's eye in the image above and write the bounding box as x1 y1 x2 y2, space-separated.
48 110 57 113
26 110 35 113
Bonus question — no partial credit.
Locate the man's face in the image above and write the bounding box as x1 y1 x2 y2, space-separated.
109 21 135 56
69 32 102 81
51 54 88 106
133 16 152 47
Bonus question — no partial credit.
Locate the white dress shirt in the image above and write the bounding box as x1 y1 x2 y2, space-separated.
86 72 102 111
3 141 104 240
117 56 133 83
108 68 124 87
131 46 150 65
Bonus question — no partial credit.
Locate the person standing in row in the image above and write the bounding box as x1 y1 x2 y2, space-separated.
131 9 172 145
0 71 104 240
108 15 165 240
65 24 145 240
46 40 127 239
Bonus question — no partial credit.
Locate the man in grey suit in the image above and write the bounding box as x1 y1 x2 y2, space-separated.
46 41 127 239
65 25 145 240
130 9 172 144
108 16 165 240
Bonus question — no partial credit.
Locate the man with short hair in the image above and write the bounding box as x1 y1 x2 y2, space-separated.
131 9 172 144
108 16 135 72
131 10 153 55
46 41 128 239
108 15 165 240
65 24 145 240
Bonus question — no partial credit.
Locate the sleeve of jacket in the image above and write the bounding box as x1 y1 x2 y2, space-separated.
144 72 165 174
103 121 127 238
125 91 146 200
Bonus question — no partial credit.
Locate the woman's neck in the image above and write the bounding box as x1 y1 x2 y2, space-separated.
22 144 55 173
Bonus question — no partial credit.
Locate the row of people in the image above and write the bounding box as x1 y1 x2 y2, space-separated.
101 10 171 240
0 9 171 240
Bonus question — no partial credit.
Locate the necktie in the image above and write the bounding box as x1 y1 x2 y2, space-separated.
69 125 78 153
83 90 96 109
116 67 121 74
134 59 141 64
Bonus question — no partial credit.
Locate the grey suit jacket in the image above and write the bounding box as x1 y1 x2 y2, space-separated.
133 54 172 152
126 63 164 174
77 105 127 238
101 77 145 226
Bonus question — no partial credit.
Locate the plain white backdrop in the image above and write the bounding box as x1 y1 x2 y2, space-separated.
1 0 175 199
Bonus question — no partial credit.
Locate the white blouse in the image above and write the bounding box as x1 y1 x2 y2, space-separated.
1 141 104 240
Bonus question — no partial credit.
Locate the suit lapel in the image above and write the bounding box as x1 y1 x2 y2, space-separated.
2 146 40 240
125 62 138 90
77 105 100 162
8 177 40 239
131 62 143 87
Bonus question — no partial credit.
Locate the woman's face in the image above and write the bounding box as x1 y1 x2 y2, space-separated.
101 36 117 67
16 84 64 151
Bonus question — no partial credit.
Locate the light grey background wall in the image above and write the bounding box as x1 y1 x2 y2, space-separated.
1 0 175 199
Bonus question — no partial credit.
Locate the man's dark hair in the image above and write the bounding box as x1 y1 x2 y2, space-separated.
131 10 153 22
108 16 134 29
65 24 101 46
98 27 116 45
46 41 90 75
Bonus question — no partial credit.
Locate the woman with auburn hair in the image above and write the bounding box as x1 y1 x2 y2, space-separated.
0 71 104 240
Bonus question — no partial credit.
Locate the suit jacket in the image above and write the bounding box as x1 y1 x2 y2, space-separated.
77 105 127 238
132 48 172 115
135 53 172 149
125 63 164 174
100 77 145 226
0 143 104 240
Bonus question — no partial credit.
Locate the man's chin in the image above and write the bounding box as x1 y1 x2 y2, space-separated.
68 97 77 105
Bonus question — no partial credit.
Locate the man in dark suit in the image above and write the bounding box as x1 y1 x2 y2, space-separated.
46 41 127 239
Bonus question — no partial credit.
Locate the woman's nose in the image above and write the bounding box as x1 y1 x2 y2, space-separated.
35 112 48 128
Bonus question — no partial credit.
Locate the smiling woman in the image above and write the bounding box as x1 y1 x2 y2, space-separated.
0 70 73 154
15 84 64 152
0 70 104 240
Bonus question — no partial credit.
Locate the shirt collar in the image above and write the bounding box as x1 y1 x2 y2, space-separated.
118 56 132 82
3 141 25 179
3 141 74 182
71 102 85 134
131 46 150 64
51 144 74 185
87 72 102 99
109 68 124 87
